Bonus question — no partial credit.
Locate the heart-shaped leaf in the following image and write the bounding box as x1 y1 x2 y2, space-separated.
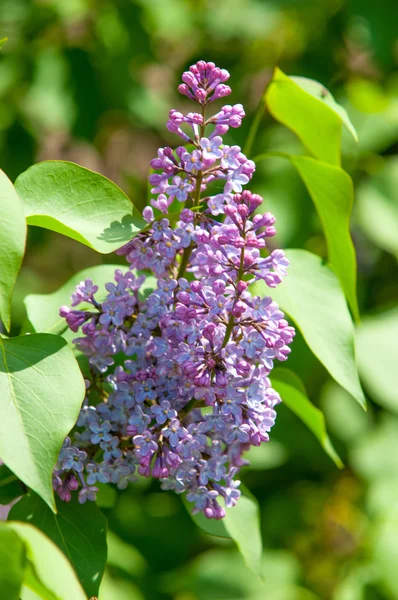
7 521 87 600
265 68 343 165
290 75 358 142
184 485 263 578
0 170 27 331
290 156 359 320
15 161 146 253
10 492 107 598
0 522 26 600
24 264 123 336
0 334 85 511
253 250 365 408
271 368 343 467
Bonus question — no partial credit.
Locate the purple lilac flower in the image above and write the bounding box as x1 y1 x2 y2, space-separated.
56 61 295 520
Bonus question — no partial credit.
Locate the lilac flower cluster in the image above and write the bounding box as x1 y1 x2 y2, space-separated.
56 61 295 518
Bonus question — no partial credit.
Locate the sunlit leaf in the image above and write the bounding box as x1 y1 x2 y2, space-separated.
265 68 343 165
271 368 343 467
356 308 398 413
255 154 359 319
15 161 146 253
290 76 358 141
253 250 365 408
0 522 26 600
24 264 122 336
290 156 359 320
7 521 87 600
0 170 27 331
356 157 398 257
184 486 263 578
183 497 229 539
223 485 263 579
0 334 85 511
10 492 107 598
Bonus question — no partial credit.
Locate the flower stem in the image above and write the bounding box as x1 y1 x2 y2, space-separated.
177 104 206 281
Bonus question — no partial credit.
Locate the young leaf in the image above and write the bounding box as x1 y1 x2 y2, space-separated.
290 156 359 321
7 521 87 600
0 170 27 331
15 161 146 253
265 68 343 165
0 522 27 600
271 368 343 467
290 76 358 142
253 250 365 408
0 334 85 511
10 492 108 598
24 264 123 336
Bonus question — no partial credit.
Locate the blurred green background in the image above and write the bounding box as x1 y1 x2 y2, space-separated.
1 0 397 598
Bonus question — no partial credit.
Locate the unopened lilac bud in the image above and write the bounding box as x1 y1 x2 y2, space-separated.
236 360 251 376
213 280 226 294
232 301 246 317
68 475 79 491
195 229 210 243
215 371 227 387
180 208 194 223
211 84 232 101
237 204 249 219
224 204 237 217
178 292 191 305
178 83 195 100
143 207 154 223
195 88 207 103
190 281 202 293
236 280 248 293
266 226 277 237
203 323 216 340
212 124 229 137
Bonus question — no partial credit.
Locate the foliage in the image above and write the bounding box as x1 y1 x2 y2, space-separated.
0 1 397 599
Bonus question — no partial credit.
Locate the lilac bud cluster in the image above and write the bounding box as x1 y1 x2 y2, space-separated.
55 61 295 518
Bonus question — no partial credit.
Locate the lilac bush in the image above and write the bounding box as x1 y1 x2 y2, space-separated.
56 61 295 519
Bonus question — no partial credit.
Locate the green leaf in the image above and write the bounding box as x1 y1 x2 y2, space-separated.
0 464 25 504
356 308 398 413
183 497 230 539
289 156 359 320
271 368 343 467
21 560 58 600
255 153 359 318
0 334 85 511
0 522 26 600
15 161 146 254
0 37 8 49
10 492 107 598
7 521 87 600
24 264 122 336
265 68 343 165
290 76 358 142
356 157 398 258
253 250 365 408
223 485 263 579
0 170 27 331
184 487 263 579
